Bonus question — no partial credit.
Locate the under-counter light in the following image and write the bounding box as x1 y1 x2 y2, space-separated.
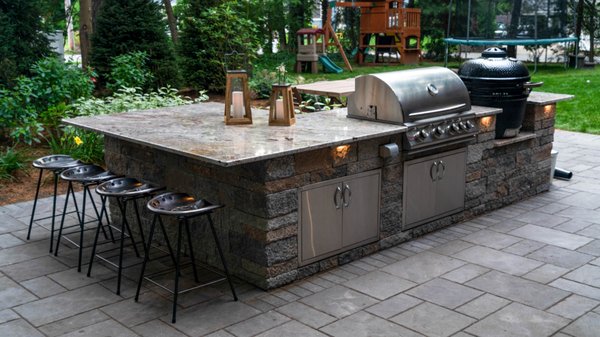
480 116 493 129
334 145 351 159
544 104 554 117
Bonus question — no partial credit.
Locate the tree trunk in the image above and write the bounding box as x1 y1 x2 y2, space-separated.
163 0 179 44
507 0 522 57
80 0 92 67
575 0 584 45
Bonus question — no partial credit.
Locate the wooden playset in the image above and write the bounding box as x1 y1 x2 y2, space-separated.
295 0 421 73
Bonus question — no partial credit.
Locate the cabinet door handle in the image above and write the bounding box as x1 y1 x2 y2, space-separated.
343 184 352 207
438 160 446 180
430 161 438 181
334 186 342 209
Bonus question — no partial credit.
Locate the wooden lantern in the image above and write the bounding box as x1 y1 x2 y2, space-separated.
269 84 296 126
224 70 252 125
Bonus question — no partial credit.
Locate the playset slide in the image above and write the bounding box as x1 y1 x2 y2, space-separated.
319 55 343 73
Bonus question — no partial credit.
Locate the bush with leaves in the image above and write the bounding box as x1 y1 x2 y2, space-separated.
178 0 260 92
91 0 181 88
0 57 95 145
107 51 154 91
0 147 25 180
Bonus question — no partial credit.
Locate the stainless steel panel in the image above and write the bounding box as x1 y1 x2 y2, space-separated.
402 148 467 230
300 182 343 262
348 67 471 123
342 172 380 247
435 150 467 216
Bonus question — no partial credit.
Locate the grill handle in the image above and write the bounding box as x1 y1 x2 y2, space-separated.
523 81 543 94
523 81 543 89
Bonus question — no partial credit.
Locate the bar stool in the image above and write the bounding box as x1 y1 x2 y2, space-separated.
88 177 163 295
28 155 82 253
135 192 237 323
54 164 118 272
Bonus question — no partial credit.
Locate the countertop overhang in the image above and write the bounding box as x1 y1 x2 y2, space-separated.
64 102 410 167
63 100 537 167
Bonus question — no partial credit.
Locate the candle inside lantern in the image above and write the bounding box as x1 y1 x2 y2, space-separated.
275 98 284 120
232 91 244 118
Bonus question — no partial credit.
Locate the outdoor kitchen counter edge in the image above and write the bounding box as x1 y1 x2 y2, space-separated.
63 102 501 167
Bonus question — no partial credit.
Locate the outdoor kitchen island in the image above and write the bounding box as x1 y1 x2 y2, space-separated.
64 92 570 290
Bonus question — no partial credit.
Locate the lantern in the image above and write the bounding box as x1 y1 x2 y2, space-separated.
224 52 252 125
269 64 296 126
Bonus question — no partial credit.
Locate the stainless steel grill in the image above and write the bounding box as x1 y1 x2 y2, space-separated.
347 67 479 151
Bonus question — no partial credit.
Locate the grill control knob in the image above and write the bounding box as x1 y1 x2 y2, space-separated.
419 129 430 139
434 126 446 137
465 120 475 130
450 123 461 134
459 122 468 131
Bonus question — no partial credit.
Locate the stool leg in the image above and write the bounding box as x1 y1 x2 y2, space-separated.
132 200 148 255
99 196 115 243
49 171 60 253
158 216 178 271
54 181 73 255
76 184 89 272
172 220 184 323
184 218 199 282
87 197 106 277
207 214 237 301
116 198 128 296
135 214 157 302
27 169 43 240
119 198 140 258
85 185 109 241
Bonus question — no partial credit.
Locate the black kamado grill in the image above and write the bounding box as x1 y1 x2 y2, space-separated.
458 47 542 138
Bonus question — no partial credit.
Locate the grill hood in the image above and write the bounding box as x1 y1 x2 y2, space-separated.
347 67 471 124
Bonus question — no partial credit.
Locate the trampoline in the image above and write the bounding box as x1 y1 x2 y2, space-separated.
444 37 578 71
444 0 579 71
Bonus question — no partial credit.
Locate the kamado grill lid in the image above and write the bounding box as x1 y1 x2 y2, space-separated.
458 47 530 81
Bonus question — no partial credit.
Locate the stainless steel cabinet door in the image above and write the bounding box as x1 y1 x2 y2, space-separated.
342 172 380 247
300 182 343 262
435 150 466 215
403 158 437 227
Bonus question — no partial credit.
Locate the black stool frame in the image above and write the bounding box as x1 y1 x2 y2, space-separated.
27 155 81 253
135 201 237 323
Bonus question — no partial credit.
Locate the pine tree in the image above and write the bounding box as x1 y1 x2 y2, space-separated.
177 0 259 91
0 0 51 86
90 0 181 88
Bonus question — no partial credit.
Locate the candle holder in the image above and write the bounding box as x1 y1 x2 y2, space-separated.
269 84 296 126
224 52 252 125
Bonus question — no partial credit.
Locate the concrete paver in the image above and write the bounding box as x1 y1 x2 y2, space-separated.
0 130 599 336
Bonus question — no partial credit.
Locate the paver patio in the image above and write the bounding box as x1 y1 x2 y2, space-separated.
1 129 599 336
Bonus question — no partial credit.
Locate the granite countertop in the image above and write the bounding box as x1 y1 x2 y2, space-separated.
527 91 574 105
63 102 407 167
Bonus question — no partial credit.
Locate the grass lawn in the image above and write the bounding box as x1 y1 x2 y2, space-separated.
287 59 599 135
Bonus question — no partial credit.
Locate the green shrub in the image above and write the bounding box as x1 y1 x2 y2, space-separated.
0 147 26 180
91 0 181 88
0 57 95 144
178 0 260 92
107 51 154 91
249 69 278 99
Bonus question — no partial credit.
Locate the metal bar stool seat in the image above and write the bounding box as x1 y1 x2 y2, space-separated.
54 164 118 271
28 155 82 253
135 192 237 323
89 177 163 295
